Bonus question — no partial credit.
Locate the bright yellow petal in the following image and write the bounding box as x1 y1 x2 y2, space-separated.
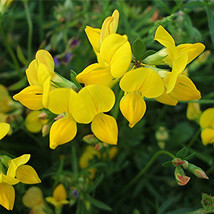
201 128 214 145
155 89 178 106
0 183 15 210
53 184 67 201
36 50 55 74
110 40 132 78
91 113 118 145
176 43 205 64
120 67 164 98
200 108 214 129
154 25 176 58
48 88 76 115
42 76 51 108
0 174 19 185
22 186 44 208
25 111 43 133
0 122 10 140
186 103 201 121
0 84 13 113
45 197 58 207
13 85 43 110
37 64 52 85
16 165 41 184
85 26 101 53
49 115 77 149
100 34 128 64
7 154 31 178
76 63 113 87
120 92 146 128
26 59 39 86
72 85 115 124
165 53 188 93
168 75 201 101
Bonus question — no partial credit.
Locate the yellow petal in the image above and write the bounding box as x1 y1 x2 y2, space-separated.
25 111 43 133
53 184 67 201
176 43 205 64
0 122 10 140
16 165 41 184
36 50 55 74
155 90 178 106
200 108 214 129
91 113 118 145
110 40 132 78
154 25 176 58
76 63 113 87
45 197 58 207
0 183 15 210
120 67 164 98
201 128 214 145
49 115 77 149
48 88 76 115
168 75 201 101
22 186 44 208
165 53 188 93
7 154 31 178
186 103 201 121
100 34 128 64
13 85 43 110
42 76 51 108
0 173 19 185
120 92 146 128
26 59 40 86
0 84 13 113
72 85 115 124
85 26 101 53
37 64 52 85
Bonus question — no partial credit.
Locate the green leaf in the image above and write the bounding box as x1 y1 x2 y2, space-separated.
162 161 173 168
133 209 141 214
185 153 196 161
89 174 104 193
16 46 28 65
206 5 214 44
132 39 145 61
8 76 27 91
141 50 156 61
84 194 112 211
176 147 188 159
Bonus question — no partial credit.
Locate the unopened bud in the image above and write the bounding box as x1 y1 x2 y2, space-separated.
186 103 201 121
172 158 186 167
186 163 209 180
143 48 167 65
54 114 64 121
38 111 48 120
174 166 190 186
83 134 99 145
156 126 169 142
42 124 50 137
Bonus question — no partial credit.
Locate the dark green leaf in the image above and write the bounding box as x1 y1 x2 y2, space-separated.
132 39 145 61
85 195 112 211
16 46 27 65
162 161 173 168
176 147 188 159
185 153 196 161
141 50 156 61
89 174 104 193
206 5 214 44
8 77 27 91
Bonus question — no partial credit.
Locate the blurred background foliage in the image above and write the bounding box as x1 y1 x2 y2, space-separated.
0 0 214 213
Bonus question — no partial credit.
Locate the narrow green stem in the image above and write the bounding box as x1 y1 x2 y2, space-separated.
112 89 123 119
112 150 175 202
188 128 201 147
55 207 62 214
0 20 22 78
179 99 214 104
23 0 33 60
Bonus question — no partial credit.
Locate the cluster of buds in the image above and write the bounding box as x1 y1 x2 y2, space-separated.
172 157 208 186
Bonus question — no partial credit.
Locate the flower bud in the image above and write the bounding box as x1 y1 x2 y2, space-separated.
83 134 99 145
155 126 169 142
186 163 209 179
172 158 187 167
42 124 51 137
174 166 190 186
186 103 201 121
143 48 167 65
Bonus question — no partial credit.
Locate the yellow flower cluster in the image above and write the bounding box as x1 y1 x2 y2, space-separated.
13 9 204 149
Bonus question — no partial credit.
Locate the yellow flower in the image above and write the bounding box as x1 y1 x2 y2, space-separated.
85 9 119 55
199 108 214 145
0 122 10 140
72 85 118 145
156 72 201 106
154 25 205 93
0 85 14 113
22 186 45 214
25 111 48 133
119 67 164 127
186 103 201 121
76 34 132 87
46 184 69 208
47 88 77 149
0 154 41 210
13 50 56 110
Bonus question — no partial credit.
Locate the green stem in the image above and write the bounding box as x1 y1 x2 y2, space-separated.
112 89 123 119
55 207 62 214
0 20 22 78
188 128 201 147
112 150 175 202
23 0 33 60
179 99 214 104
